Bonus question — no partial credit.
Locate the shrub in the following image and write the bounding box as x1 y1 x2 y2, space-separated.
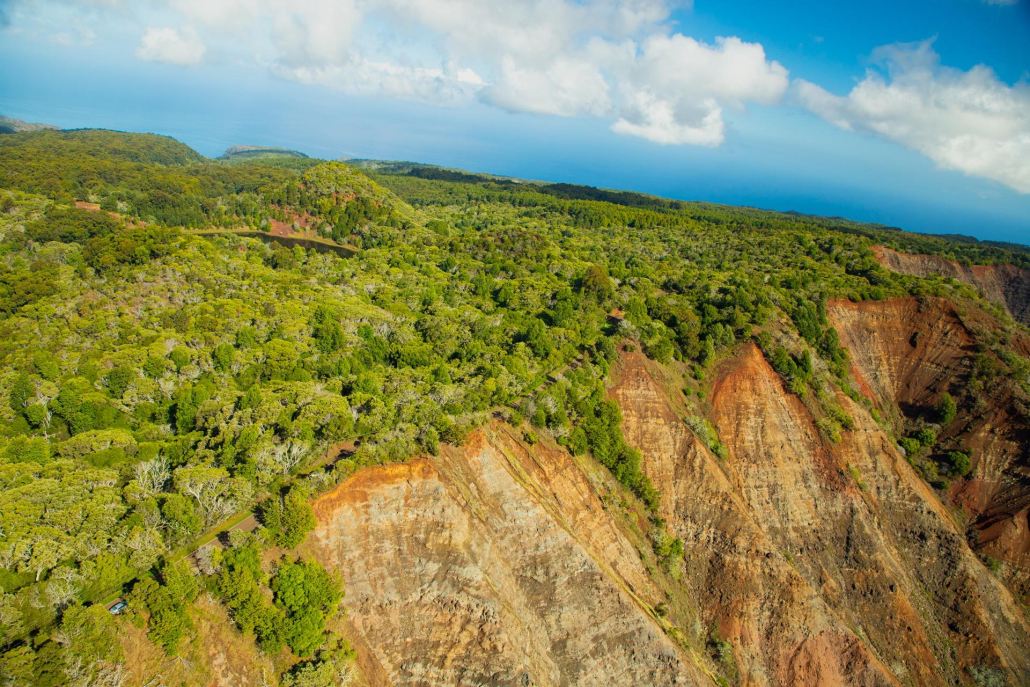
898 437 921 459
815 418 842 444
936 393 957 425
946 451 972 477
915 428 937 447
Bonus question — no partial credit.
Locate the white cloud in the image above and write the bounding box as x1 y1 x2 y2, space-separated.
605 34 788 145
611 92 725 146
377 0 671 66
268 0 362 68
47 26 94 46
479 32 788 146
135 26 206 66
796 40 1030 194
48 31 73 46
20 0 788 148
272 58 485 104
483 56 612 117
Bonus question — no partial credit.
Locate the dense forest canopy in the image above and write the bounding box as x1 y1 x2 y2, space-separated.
0 129 1028 686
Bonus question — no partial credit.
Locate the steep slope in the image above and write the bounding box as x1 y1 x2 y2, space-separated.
120 596 280 687
0 114 59 134
829 297 1030 602
308 342 1030 687
613 346 1030 685
310 425 710 687
873 246 1030 326
611 350 905 687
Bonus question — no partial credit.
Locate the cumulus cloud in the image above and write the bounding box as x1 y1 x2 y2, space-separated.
483 56 612 117
135 26 206 66
48 27 95 46
25 0 788 148
796 40 1030 194
272 58 486 105
607 34 788 145
611 92 725 146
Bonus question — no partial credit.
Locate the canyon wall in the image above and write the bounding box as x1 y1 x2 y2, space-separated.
829 297 1030 604
873 246 1030 326
309 326 1030 685
613 346 1029 685
310 426 712 686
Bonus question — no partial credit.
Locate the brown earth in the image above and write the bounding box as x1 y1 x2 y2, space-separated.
121 596 279 687
873 246 1030 326
268 211 319 240
828 297 1030 603
307 336 1030 685
611 348 905 686
613 345 1030 685
310 427 713 686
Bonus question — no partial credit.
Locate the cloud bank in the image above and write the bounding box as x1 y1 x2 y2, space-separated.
796 40 1030 194
10 1 1030 194
135 26 206 66
27 0 790 148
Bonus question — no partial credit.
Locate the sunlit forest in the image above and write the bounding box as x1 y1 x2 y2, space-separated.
1 129 1028 686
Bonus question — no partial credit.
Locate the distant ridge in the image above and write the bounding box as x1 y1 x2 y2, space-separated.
346 159 538 184
220 145 309 160
0 114 59 135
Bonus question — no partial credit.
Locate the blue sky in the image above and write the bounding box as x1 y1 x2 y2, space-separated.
1 0 1028 243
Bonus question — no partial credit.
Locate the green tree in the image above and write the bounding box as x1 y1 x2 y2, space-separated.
160 560 199 605
58 604 123 675
311 306 345 353
0 646 36 686
915 428 937 447
8 373 33 415
143 355 166 378
32 642 67 687
937 393 957 425
236 326 258 349
131 578 192 655
169 346 191 371
946 451 972 477
173 386 198 434
161 493 203 544
212 343 236 372
581 265 613 304
264 487 317 549
271 558 343 657
104 366 136 398
264 339 300 379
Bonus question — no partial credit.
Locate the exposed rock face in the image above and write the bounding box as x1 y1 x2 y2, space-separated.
611 350 903 687
873 246 1030 326
612 345 1030 685
310 426 708 687
828 297 1030 603
310 332 1030 686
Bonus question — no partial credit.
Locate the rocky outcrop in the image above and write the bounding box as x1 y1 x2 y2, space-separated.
873 246 1030 326
613 345 1030 685
829 297 1030 606
611 349 904 686
309 334 1030 686
310 426 709 687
